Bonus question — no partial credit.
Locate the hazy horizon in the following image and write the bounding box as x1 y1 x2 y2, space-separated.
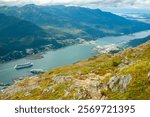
0 0 150 11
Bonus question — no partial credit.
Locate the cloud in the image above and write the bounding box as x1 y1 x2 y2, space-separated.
0 0 150 9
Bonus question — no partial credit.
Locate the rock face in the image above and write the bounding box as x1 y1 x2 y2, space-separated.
118 60 141 71
121 59 131 65
148 72 150 82
24 91 31 97
107 76 119 92
52 76 72 84
73 78 107 100
108 74 132 92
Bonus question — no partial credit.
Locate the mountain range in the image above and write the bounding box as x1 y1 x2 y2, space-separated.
0 4 150 61
0 13 49 56
1 4 150 100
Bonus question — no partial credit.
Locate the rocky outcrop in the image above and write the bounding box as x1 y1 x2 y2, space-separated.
131 49 144 58
52 76 72 84
121 58 131 64
108 74 132 93
118 60 141 71
0 76 41 99
72 78 107 100
24 91 31 97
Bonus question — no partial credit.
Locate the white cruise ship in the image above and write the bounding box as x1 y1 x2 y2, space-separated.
14 62 33 69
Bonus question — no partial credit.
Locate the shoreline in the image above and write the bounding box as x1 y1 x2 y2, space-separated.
1 41 150 99
1 29 150 64
25 52 46 60
0 43 130 93
0 30 150 88
0 43 76 64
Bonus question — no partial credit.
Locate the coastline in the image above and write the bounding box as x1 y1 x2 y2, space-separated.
1 41 150 99
25 52 46 60
1 29 150 64
0 30 150 88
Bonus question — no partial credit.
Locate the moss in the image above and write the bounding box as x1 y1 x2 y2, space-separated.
46 81 73 100
17 79 30 87
39 78 52 89
10 90 27 100
112 61 120 67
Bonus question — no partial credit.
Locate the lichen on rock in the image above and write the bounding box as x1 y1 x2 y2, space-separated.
108 74 132 93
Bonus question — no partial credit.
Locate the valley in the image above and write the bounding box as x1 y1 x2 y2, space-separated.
1 35 150 100
0 5 150 62
0 30 150 91
0 4 150 100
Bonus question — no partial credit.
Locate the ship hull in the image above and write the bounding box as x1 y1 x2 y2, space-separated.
14 63 33 69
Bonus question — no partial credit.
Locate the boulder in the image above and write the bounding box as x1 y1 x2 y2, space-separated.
89 80 102 90
119 75 132 92
108 74 132 92
121 59 130 64
52 76 72 84
107 76 119 92
118 63 127 71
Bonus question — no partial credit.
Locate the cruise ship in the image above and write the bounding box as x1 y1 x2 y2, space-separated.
14 62 33 69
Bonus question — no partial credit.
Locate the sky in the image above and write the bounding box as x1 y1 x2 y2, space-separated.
0 0 150 9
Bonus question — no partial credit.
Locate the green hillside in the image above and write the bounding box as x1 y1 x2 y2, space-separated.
1 5 150 39
0 13 60 56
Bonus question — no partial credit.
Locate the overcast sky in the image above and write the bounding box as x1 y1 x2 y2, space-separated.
0 0 150 9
